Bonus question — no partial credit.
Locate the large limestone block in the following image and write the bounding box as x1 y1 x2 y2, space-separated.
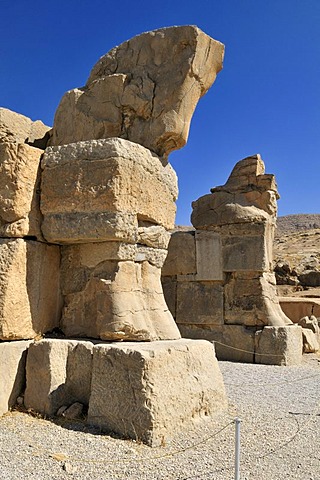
191 155 279 229
178 324 255 363
195 230 223 280
43 211 138 245
24 339 94 416
60 242 167 295
51 26 224 158
41 138 178 243
0 340 32 416
0 239 61 340
87 339 227 446
137 225 171 249
255 325 303 365
0 108 50 148
279 297 320 323
222 235 267 272
0 142 43 239
162 231 196 276
176 281 223 325
61 259 180 341
224 272 292 327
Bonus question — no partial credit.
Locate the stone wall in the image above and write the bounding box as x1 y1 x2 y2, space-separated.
0 108 62 341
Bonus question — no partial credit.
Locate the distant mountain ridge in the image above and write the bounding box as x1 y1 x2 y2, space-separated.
276 214 320 236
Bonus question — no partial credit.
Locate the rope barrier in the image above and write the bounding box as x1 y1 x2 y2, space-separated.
214 339 319 358
224 372 320 388
0 412 234 466
256 400 320 459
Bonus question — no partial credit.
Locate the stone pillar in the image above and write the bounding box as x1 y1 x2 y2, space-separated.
0 109 61 341
40 138 181 340
162 155 297 364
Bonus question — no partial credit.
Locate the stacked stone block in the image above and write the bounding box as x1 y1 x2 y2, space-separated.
0 108 61 341
162 155 303 365
41 137 181 341
0 26 228 445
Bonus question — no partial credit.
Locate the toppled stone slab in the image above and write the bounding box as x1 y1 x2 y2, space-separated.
0 340 32 416
50 26 224 158
0 107 50 148
255 326 303 366
298 316 320 334
87 339 227 446
0 142 43 239
0 239 61 340
302 328 319 353
24 339 94 416
41 138 178 243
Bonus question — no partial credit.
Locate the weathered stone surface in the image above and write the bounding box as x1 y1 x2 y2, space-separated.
50 26 224 158
301 328 319 353
192 192 270 230
0 108 50 148
0 239 61 340
135 245 168 268
61 260 180 341
87 339 227 446
178 324 255 363
138 225 171 249
224 272 292 327
24 339 93 416
41 138 178 243
195 231 223 280
298 315 320 334
0 142 43 239
161 276 177 318
255 326 303 365
162 231 196 276
0 340 32 416
191 154 279 229
61 402 84 419
176 281 223 325
279 297 320 323
42 212 139 245
222 235 267 272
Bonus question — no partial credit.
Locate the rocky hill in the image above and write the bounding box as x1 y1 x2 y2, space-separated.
276 214 320 236
274 215 320 294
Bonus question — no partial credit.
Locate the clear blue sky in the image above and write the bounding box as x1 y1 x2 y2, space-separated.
1 0 319 225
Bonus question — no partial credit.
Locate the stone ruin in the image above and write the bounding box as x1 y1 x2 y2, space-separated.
162 155 319 363
0 26 228 446
1 25 315 446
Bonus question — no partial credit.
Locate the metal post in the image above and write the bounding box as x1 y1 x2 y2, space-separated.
235 418 241 480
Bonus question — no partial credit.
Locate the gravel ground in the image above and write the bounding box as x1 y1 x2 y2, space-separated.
0 354 319 480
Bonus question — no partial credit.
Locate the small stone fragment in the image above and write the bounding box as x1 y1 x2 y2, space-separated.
62 402 84 419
